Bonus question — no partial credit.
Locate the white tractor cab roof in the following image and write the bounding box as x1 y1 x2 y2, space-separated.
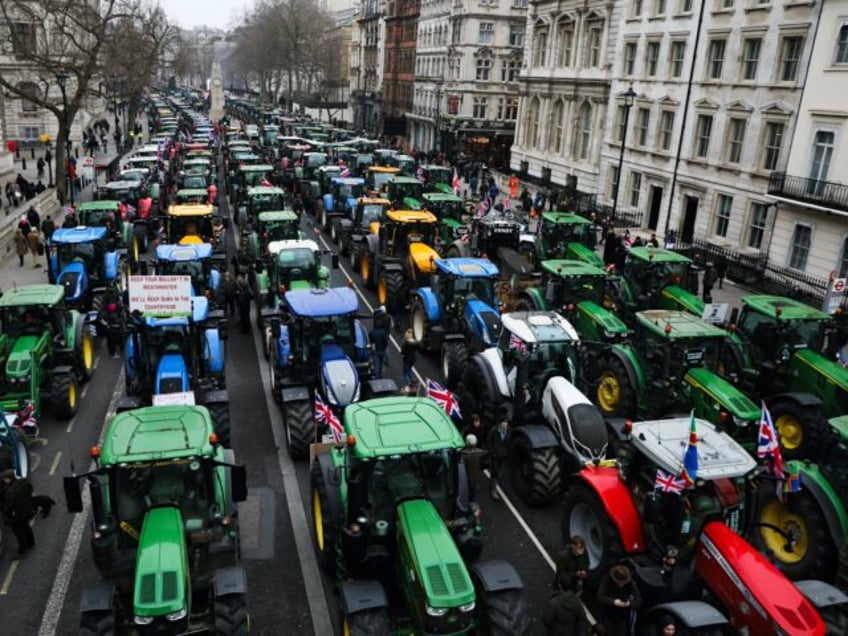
501 311 579 345
267 239 320 255
631 417 757 480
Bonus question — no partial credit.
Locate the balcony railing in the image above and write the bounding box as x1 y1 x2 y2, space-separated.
768 172 848 213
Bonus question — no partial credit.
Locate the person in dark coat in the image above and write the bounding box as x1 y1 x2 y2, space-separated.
715 255 728 289
27 206 40 229
554 536 589 594
460 433 486 502
1 470 53 556
368 308 390 379
485 418 512 501
235 276 253 334
542 572 589 636
597 564 642 636
702 263 717 303
401 328 417 391
602 230 617 266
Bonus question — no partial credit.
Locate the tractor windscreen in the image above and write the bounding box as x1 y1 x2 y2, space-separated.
371 172 395 191
359 204 384 227
115 460 210 529
58 241 96 270
425 168 452 186
182 175 208 190
251 193 285 213
453 277 496 308
338 183 365 199
160 260 207 292
265 220 299 242
561 275 605 305
368 450 455 519
277 248 316 279
401 222 437 247
79 210 116 229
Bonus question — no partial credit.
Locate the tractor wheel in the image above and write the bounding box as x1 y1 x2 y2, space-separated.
320 208 332 232
213 592 249 635
476 587 532 636
261 324 272 361
339 235 350 257
463 358 504 430
80 610 115 636
283 399 313 461
377 271 405 313
310 460 338 576
77 329 95 382
360 252 375 290
594 356 637 418
51 372 79 418
206 402 232 447
349 243 360 271
510 438 561 506
769 398 828 461
330 220 339 244
341 608 391 636
441 341 467 389
561 482 624 588
410 299 430 348
755 490 837 582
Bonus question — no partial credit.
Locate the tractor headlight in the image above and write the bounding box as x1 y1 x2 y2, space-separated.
134 615 154 626
166 607 187 622
426 606 449 617
459 601 476 613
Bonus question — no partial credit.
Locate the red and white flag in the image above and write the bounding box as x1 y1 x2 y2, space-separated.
314 390 344 442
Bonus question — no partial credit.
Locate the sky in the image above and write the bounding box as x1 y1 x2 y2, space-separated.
158 0 251 31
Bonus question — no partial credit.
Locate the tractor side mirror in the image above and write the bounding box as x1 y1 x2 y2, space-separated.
64 476 83 513
230 464 248 502
729 307 739 327
270 317 281 339
331 252 340 269
218 319 229 341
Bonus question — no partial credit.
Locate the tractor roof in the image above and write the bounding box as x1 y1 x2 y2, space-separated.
541 259 608 278
168 204 214 217
368 166 400 174
183 157 210 164
78 200 121 212
156 243 213 261
435 258 499 278
389 176 423 185
628 246 692 264
502 311 580 344
258 210 298 222
386 209 437 224
0 284 65 308
741 295 829 321
631 416 756 479
637 310 725 339
232 152 260 161
542 211 591 225
331 177 365 186
176 188 208 198
247 186 285 196
102 180 139 190
317 165 341 174
285 286 358 317
357 197 391 206
422 192 462 202
344 397 465 458
268 239 319 255
237 164 273 172
51 226 108 243
99 405 217 465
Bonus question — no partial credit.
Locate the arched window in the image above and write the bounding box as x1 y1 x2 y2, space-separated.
577 102 592 159
533 21 549 67
527 97 540 148
551 100 564 153
18 81 40 113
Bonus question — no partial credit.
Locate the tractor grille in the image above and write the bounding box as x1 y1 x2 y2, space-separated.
446 563 469 593
427 566 449 596
162 571 178 601
140 574 156 604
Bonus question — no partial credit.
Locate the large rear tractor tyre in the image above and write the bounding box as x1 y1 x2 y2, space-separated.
283 399 314 461
410 300 430 349
755 490 837 583
476 587 532 636
77 329 95 382
441 341 467 390
341 608 391 636
463 358 504 430
206 402 232 447
562 482 624 589
360 253 375 290
770 398 828 462
310 461 338 576
377 271 405 313
510 438 561 506
330 220 339 244
51 372 79 418
80 610 115 636
214 592 249 635
268 345 281 402
595 356 638 418
349 243 360 271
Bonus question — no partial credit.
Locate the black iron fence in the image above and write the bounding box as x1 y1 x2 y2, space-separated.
769 172 848 214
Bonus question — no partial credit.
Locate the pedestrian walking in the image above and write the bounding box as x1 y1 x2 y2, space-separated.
36 157 45 179
401 328 417 392
485 418 512 501
597 564 642 636
0 470 54 557
27 227 41 267
541 572 589 636
220 270 237 317
236 276 253 334
27 205 40 230
702 262 717 303
5 182 16 208
13 228 28 267
17 215 31 237
460 434 486 502
554 536 589 594
715 255 728 289
369 307 390 379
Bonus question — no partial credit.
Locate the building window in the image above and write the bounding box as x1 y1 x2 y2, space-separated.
630 172 642 207
837 25 848 64
670 41 686 78
578 103 592 159
551 101 565 153
479 22 494 44
742 38 761 80
707 39 725 79
556 23 574 66
504 97 518 120
636 108 650 146
680 0 693 12
501 58 520 82
510 27 524 47
473 97 488 119
748 202 769 250
616 105 627 144
11 22 37 57
658 110 675 151
726 117 746 164
476 58 492 80
780 36 803 81
18 125 40 140
761 121 784 171
610 165 620 198
694 114 713 158
788 224 812 270
526 98 540 147
18 82 40 113
624 42 637 75
533 28 548 66
839 237 848 277
646 42 660 76
513 0 528 6
587 23 603 67
715 194 732 237
720 0 733 8
655 0 666 16
632 0 643 17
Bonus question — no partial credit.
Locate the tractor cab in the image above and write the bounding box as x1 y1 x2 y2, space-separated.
49 226 121 309
365 166 401 195
472 213 523 268
385 176 425 210
166 204 220 251
246 211 301 258
421 192 468 244
315 165 342 196
381 210 439 263
419 165 453 194
353 198 390 231
618 247 703 317
535 211 602 267
173 188 209 206
328 177 365 214
266 240 326 292
98 180 144 207
154 243 221 299
176 172 210 191
76 200 129 244
432 258 499 314
243 186 287 227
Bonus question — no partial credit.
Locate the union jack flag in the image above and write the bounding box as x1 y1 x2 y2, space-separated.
416 165 425 184
426 379 461 419
654 468 686 495
477 196 490 219
508 333 527 354
758 401 785 496
313 390 344 442
452 167 461 196
339 162 351 178
677 411 698 489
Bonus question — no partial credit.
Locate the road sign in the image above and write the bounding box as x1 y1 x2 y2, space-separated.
824 277 848 313
128 275 192 316
834 278 846 293
702 303 729 324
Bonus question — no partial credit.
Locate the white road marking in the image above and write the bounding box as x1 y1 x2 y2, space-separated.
65 416 76 434
93 355 100 370
48 451 62 476
0 561 19 595
81 384 89 400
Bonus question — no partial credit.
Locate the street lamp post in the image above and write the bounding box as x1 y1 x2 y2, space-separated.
56 72 74 205
611 86 637 220
433 80 443 154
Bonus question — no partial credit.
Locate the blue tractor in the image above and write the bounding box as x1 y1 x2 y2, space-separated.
48 226 123 313
410 258 502 387
153 243 223 304
120 293 232 445
267 286 395 460
319 176 365 234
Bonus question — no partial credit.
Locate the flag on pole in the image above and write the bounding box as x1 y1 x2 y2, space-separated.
314 390 344 442
339 161 351 178
677 411 698 489
784 465 802 494
452 167 461 196
655 468 686 495
508 333 527 354
426 379 462 419
758 401 785 496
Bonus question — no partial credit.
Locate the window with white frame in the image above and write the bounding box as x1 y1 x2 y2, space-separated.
479 22 494 44
646 41 660 76
509 27 524 47
587 22 603 67
655 0 666 15
18 82 40 113
616 105 626 144
658 110 675 151
761 121 784 171
670 41 686 78
533 27 548 66
742 37 761 80
578 103 592 159
720 0 733 8
610 165 620 199
715 194 732 237
527 98 540 146
680 0 693 12
501 58 520 82
473 97 488 119
632 0 643 17
636 108 650 146
452 22 461 44
630 171 642 207
19 125 40 140
11 22 37 57
839 237 848 277
788 224 812 270
726 117 746 164
476 58 492 80
707 39 726 79
551 101 565 153
694 114 713 158
556 22 574 66
513 0 528 6
836 24 848 64
624 42 637 75
748 202 769 249
504 97 518 120
779 35 803 81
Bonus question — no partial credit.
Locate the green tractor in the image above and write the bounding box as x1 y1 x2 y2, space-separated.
310 396 532 635
421 192 469 246
63 405 249 635
240 210 301 262
0 284 94 418
523 211 604 269
384 175 426 210
239 185 287 229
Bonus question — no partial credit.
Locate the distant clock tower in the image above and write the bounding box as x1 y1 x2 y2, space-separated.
209 59 225 121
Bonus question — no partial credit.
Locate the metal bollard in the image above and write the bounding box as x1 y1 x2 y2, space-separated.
21 158 27 171
31 147 35 159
